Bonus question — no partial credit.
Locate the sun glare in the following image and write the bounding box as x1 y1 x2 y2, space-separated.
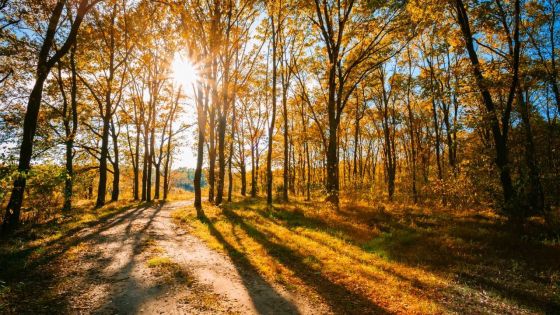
171 53 199 89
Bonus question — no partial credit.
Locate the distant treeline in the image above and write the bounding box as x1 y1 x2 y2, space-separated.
174 168 207 192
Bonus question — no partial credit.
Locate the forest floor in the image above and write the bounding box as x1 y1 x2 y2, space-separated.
0 197 559 314
173 197 560 315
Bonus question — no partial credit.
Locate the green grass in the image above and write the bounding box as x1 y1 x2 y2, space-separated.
147 256 173 267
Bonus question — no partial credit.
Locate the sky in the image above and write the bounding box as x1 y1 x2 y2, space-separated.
174 144 197 169
170 52 199 169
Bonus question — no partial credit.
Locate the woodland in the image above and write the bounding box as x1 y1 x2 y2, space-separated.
0 0 560 314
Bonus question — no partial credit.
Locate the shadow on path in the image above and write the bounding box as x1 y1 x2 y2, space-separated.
91 203 168 314
198 210 301 315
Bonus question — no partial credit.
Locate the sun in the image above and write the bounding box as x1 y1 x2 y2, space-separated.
171 53 199 89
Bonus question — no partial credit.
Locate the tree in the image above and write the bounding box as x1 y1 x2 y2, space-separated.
265 0 281 206
453 0 523 217
309 0 409 206
53 44 79 212
3 0 100 230
79 0 132 207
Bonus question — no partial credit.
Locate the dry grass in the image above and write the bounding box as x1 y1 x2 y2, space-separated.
173 196 560 314
166 189 195 201
147 255 195 285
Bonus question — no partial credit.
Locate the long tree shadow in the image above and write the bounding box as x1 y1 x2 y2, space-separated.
247 201 560 314
198 210 301 315
339 207 560 313
30 203 156 267
59 202 167 313
0 201 166 313
217 207 391 315
1 201 153 270
91 202 172 314
53 201 183 314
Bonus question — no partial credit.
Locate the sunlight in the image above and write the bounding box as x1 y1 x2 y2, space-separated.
171 53 199 89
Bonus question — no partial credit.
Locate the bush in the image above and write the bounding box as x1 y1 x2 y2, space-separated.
0 165 17 207
23 165 65 223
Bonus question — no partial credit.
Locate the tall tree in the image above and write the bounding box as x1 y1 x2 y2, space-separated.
3 0 100 230
265 0 280 205
453 0 522 217
80 0 131 207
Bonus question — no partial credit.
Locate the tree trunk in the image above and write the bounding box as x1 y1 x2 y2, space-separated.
266 14 278 206
216 116 226 205
96 111 111 208
290 136 296 195
63 44 78 212
455 0 518 215
325 48 339 206
146 158 152 202
518 88 545 216
97 1 118 207
154 163 160 200
282 82 289 202
163 108 175 201
111 160 119 202
163 160 170 200
549 6 560 111
306 142 311 201
110 119 119 202
133 132 139 200
208 107 216 202
406 52 417 203
194 124 205 209
428 58 443 181
353 97 360 188
227 151 233 202
147 128 154 202
326 127 339 204
194 83 206 211
240 160 247 196
142 132 148 201
4 58 50 227
64 135 74 212
251 144 257 197
163 172 168 200
382 115 396 200
3 0 90 230
407 110 417 203
227 104 236 203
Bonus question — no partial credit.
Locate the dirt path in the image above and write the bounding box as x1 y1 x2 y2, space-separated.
60 201 327 314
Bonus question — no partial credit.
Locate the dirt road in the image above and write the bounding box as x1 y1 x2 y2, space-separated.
60 201 327 314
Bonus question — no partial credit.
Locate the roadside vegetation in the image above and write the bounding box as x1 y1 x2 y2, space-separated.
174 196 560 314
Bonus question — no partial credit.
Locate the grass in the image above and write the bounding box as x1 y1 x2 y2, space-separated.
147 255 195 286
147 256 173 267
166 189 195 201
139 237 164 254
0 199 142 314
173 196 560 314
